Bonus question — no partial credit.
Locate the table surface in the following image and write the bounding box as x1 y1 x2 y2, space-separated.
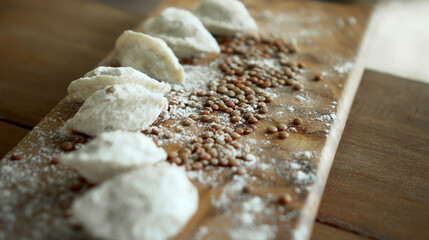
0 0 428 239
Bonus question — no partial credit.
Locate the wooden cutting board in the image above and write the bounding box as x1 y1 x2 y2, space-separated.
0 0 372 239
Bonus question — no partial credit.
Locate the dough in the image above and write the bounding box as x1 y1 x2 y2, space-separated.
60 130 166 183
72 164 199 240
114 30 185 84
67 66 171 101
62 83 168 136
192 0 258 36
144 7 220 58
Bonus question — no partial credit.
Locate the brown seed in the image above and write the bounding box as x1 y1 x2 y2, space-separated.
293 118 303 125
189 114 199 120
192 162 203 170
231 141 242 149
208 158 218 166
242 185 252 194
201 115 212 122
243 128 253 135
220 158 229 166
255 114 264 120
267 126 278 133
231 116 241 123
279 193 293 205
278 132 289 139
230 132 241 140
197 91 206 96
202 131 213 139
236 168 247 175
217 86 228 94
51 157 60 165
248 116 258 124
200 153 211 160
172 157 183 165
243 112 253 119
210 103 219 111
169 100 178 105
259 108 268 114
293 83 304 91
265 96 274 103
183 118 194 126
179 149 192 160
212 116 221 123
315 74 323 81
235 128 244 134
231 110 241 116
10 153 24 161
188 101 198 108
62 142 74 151
193 138 203 144
200 110 210 115
297 62 305 68
168 151 179 159
225 101 235 108
164 132 174 139
285 79 295 85
230 159 241 166
277 124 287 131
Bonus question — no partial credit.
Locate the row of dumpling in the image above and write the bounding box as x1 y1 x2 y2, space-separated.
63 0 258 137
59 1 258 240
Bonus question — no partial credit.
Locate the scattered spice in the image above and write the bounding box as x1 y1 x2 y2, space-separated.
278 193 293 205
278 132 289 139
10 153 24 161
267 126 278 134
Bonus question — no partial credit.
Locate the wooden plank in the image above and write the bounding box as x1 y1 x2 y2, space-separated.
0 0 141 128
0 121 29 158
317 70 429 240
0 1 372 239
311 222 370 240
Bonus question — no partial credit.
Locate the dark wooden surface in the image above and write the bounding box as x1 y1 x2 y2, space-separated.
0 0 427 239
316 70 429 240
0 0 141 128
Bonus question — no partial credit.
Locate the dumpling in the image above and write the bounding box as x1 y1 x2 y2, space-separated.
114 30 185 84
72 164 199 240
67 66 171 101
192 0 258 36
62 83 168 136
144 7 220 58
60 130 167 183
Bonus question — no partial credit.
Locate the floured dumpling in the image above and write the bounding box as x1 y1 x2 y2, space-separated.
72 164 198 240
60 130 167 183
62 83 168 136
192 0 258 36
114 30 185 84
144 7 220 58
67 66 171 101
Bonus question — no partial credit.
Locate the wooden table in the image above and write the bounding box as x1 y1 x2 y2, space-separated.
0 0 428 239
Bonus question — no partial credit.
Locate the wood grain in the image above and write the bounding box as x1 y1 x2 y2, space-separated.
0 0 141 128
317 71 429 240
0 0 372 239
0 121 29 158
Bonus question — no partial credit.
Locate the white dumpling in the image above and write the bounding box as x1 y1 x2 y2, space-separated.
62 83 168 136
114 30 185 84
192 0 258 36
144 7 220 58
67 66 171 101
60 130 167 183
72 164 199 240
